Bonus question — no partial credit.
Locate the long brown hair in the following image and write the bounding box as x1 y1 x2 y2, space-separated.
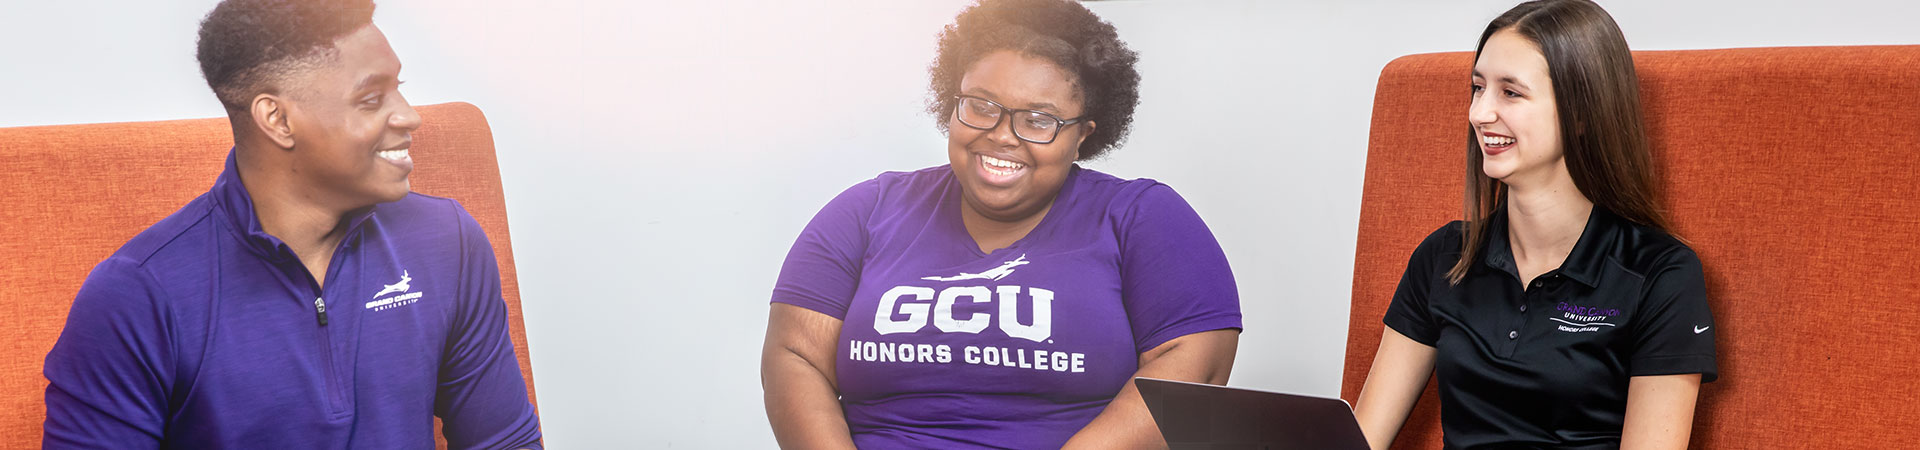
1448 0 1670 284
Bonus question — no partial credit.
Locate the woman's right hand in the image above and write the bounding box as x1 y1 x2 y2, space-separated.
1352 328 1439 450
761 303 857 450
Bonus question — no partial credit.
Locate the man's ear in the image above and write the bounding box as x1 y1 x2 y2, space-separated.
249 94 296 150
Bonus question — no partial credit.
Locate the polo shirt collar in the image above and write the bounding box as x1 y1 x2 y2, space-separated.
211 148 379 262
1480 204 1619 288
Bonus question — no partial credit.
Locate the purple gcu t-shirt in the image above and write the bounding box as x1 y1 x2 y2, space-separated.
773 165 1241 449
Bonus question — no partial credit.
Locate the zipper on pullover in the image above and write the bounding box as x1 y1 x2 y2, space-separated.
315 297 329 326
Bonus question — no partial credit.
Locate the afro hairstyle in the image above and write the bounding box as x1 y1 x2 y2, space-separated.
926 0 1141 161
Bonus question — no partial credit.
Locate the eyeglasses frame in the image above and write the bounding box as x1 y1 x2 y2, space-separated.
951 94 1087 145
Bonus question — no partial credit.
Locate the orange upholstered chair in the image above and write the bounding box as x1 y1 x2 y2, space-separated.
0 102 537 448
1341 45 1920 448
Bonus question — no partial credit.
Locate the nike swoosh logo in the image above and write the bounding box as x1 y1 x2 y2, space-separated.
1693 326 1710 334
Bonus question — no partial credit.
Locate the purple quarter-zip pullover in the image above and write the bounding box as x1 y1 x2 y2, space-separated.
43 150 542 449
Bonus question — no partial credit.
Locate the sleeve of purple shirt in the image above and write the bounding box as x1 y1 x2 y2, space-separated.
1117 185 1243 353
436 204 544 449
770 179 881 319
42 257 172 449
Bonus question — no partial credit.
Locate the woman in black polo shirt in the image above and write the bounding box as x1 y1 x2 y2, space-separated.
1353 1 1717 449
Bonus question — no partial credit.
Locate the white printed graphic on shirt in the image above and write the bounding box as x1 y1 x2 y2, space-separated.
366 269 426 312
374 270 412 298
873 285 1053 342
856 255 1086 373
921 255 1029 282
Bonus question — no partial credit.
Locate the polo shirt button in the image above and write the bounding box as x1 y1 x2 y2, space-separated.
1531 281 1543 289
1520 304 1527 312
1508 330 1518 339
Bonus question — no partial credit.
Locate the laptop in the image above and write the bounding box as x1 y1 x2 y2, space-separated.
1134 377 1370 450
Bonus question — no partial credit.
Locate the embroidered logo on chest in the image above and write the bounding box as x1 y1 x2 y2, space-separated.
1550 302 1621 333
366 269 426 312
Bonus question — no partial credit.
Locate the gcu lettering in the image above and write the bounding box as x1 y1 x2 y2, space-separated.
873 285 1054 342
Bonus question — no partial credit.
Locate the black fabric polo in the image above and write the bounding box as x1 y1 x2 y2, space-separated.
1384 207 1717 449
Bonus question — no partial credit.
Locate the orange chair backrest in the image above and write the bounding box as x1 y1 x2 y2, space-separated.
1342 45 1920 448
0 102 537 447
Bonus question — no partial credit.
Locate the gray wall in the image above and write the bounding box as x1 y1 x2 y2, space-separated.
3 0 1914 447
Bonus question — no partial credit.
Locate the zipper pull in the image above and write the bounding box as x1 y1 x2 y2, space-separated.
314 297 329 326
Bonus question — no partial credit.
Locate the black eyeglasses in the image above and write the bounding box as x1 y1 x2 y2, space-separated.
952 95 1085 144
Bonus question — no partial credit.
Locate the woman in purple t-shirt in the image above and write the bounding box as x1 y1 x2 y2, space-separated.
760 1 1242 448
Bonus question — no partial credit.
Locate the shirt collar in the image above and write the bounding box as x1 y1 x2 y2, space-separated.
1481 204 1619 288
211 148 379 261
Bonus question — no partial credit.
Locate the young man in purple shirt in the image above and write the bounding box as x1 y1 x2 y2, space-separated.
41 1 542 448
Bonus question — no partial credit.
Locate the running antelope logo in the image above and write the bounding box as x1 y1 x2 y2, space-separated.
922 255 1029 282
367 270 425 312
373 270 411 298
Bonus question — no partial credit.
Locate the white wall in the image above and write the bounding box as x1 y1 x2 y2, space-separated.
3 1 1914 447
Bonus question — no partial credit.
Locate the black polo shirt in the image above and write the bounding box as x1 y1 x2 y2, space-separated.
1384 207 1717 449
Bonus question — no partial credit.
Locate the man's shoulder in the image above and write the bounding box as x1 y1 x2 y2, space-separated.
68 193 225 336
364 193 499 270
370 192 484 238
372 192 467 222
109 194 222 269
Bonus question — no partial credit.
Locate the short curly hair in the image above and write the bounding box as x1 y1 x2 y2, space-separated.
196 0 376 114
927 0 1141 161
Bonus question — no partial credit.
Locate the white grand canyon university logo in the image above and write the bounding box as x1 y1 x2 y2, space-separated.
875 255 1054 342
366 270 425 312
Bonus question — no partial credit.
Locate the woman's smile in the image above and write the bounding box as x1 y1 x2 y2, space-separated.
974 152 1030 186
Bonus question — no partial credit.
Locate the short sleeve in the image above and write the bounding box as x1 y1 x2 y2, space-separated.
1627 246 1718 382
770 179 881 319
1117 185 1242 354
1383 223 1458 347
